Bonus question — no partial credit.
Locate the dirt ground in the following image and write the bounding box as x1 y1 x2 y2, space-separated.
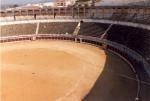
0 40 106 101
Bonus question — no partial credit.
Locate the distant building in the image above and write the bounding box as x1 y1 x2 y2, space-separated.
54 0 66 7
17 5 42 10
66 0 77 6
43 2 54 7
23 3 54 9
54 0 76 7
75 0 93 7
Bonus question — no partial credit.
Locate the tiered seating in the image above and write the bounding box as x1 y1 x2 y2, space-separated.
79 22 109 37
38 22 78 34
107 25 150 63
125 13 137 22
111 13 129 21
136 14 150 25
110 13 137 22
0 24 37 37
109 13 150 25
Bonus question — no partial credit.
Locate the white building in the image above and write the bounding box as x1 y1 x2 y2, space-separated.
43 2 54 7
66 0 76 6
25 2 54 8
54 0 76 7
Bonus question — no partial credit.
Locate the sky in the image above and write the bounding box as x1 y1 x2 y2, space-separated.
0 0 149 5
98 0 149 5
0 0 52 5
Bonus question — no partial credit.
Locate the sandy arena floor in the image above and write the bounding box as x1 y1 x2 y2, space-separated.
0 40 106 101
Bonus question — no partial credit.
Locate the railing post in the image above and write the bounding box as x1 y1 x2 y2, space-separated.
46 8 48 15
135 8 138 22
102 43 107 49
102 8 104 19
65 7 67 17
19 10 21 16
72 7 74 18
13 10 16 21
74 35 78 42
84 7 86 18
80 38 82 43
27 10 29 16
59 7 60 15
53 8 54 16
40 9 42 15
78 7 79 18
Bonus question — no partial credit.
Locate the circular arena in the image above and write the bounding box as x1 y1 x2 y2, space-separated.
0 6 150 101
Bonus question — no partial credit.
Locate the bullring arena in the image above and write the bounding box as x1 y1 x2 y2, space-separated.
0 6 150 101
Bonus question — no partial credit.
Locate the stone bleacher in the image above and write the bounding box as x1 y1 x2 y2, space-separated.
108 12 150 25
38 22 78 34
79 22 109 37
107 25 150 63
0 23 37 37
1 22 150 64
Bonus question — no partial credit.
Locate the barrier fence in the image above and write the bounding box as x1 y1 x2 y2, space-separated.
0 34 149 77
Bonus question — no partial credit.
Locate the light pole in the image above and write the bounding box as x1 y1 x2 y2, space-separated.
91 0 95 6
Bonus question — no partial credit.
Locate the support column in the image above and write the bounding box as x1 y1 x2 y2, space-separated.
135 8 139 22
46 8 48 15
79 38 82 43
40 9 42 15
102 8 104 19
129 8 132 20
59 7 60 15
65 7 67 16
72 7 74 18
75 38 77 42
95 7 98 18
13 10 16 21
32 9 34 15
27 10 29 16
13 10 15 16
33 9 35 19
143 8 145 20
53 8 54 16
33 22 40 41
19 10 21 16
102 44 107 49
78 8 79 18
84 7 86 18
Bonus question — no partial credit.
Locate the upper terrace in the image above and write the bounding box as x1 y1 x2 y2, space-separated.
0 6 150 25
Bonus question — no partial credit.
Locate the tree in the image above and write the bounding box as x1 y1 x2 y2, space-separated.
13 4 19 8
